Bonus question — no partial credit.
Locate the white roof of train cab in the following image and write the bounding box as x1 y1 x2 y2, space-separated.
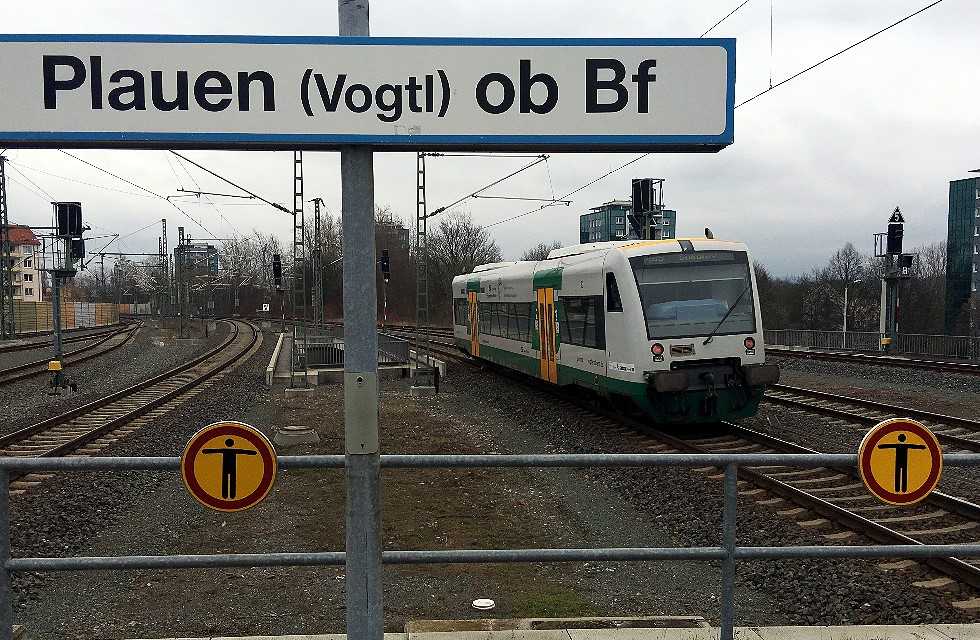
548 238 749 261
455 238 752 289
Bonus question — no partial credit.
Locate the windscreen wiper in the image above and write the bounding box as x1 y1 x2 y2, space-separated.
702 283 751 345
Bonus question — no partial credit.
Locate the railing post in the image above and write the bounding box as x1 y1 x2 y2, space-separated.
0 470 12 640
721 462 737 640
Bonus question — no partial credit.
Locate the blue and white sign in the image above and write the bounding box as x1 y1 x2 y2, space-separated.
0 35 735 151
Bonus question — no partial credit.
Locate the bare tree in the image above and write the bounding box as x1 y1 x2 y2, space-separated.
825 242 865 284
520 241 563 261
425 211 502 323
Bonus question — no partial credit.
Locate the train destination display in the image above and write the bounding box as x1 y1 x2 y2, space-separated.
0 35 734 151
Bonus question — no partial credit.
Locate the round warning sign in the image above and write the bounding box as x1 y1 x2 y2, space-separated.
858 418 942 506
182 421 277 512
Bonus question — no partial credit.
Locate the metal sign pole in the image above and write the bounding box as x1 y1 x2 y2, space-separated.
339 2 382 639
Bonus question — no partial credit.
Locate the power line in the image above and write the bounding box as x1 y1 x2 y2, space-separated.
486 154 648 229
9 161 157 199
60 149 165 199
736 0 944 108
427 155 548 218
701 0 752 37
5 163 56 201
169 151 291 215
488 2 945 231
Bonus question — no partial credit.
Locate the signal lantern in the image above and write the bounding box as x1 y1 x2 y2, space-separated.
272 254 282 278
380 249 390 283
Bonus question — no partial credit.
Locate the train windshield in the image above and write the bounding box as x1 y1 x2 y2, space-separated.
630 250 756 340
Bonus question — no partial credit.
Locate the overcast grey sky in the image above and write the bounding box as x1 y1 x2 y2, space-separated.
3 1 977 277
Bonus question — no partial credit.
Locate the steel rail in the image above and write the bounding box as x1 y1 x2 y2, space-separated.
722 423 980 590
0 322 140 384
767 346 980 376
0 324 126 354
43 320 259 459
764 386 980 452
0 320 244 449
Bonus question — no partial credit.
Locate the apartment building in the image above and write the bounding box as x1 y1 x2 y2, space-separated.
2 224 42 302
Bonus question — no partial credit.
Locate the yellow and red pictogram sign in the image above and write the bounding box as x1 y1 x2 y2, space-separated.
858 418 942 506
182 421 277 512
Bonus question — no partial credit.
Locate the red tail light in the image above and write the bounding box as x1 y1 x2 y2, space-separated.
651 343 664 356
744 337 756 350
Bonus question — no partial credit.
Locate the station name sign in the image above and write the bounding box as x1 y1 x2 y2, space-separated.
0 35 734 152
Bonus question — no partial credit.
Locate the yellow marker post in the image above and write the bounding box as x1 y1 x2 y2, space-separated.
182 421 277 512
858 418 942 506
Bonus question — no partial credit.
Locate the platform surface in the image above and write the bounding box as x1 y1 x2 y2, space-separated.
126 623 980 640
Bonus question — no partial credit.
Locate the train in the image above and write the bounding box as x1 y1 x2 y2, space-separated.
452 237 779 424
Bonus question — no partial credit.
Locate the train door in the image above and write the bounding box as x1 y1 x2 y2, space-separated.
467 291 480 357
537 288 558 383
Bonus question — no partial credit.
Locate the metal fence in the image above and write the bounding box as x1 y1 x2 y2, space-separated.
1 452 978 640
303 330 410 368
765 329 980 360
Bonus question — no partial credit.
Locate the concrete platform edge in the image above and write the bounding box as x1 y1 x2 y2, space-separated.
122 623 980 640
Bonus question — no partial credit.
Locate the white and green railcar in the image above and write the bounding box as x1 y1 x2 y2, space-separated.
452 238 779 424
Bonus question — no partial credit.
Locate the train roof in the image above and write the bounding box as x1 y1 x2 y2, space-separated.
548 238 746 259
455 238 749 282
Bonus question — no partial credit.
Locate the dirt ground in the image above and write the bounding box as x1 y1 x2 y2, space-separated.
23 367 748 639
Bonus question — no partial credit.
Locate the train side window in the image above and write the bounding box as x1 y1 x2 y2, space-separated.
606 273 623 312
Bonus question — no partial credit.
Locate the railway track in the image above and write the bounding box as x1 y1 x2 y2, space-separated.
0 322 141 386
767 346 980 376
0 319 261 494
764 383 980 453
0 324 128 355
547 397 980 607
402 330 980 608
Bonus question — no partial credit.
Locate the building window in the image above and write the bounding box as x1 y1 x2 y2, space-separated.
23 274 32 282
21 245 32 255
23 258 32 268
616 217 623 224
24 288 33 296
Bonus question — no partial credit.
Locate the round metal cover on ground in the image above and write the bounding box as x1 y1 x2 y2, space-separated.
182 421 277 512
472 599 495 610
858 418 942 506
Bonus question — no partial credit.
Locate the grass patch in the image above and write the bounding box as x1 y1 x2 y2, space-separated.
510 587 599 619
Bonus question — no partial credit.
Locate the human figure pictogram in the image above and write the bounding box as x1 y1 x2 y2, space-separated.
202 438 257 499
877 433 926 493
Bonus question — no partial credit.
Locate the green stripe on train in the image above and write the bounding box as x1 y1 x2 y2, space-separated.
464 340 764 424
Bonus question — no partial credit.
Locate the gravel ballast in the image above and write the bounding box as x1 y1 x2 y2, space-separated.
7 335 980 638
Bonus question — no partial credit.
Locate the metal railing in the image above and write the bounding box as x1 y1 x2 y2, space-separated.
1 452 978 640
766 329 980 360
303 331 410 368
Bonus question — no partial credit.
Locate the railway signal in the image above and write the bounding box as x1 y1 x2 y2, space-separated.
874 207 915 352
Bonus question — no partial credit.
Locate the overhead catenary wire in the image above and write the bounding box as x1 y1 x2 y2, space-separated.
486 154 648 229
169 151 291 215
701 0 752 37
58 149 217 238
10 162 157 200
736 0 944 108
427 154 549 218
5 163 57 202
489 1 945 231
